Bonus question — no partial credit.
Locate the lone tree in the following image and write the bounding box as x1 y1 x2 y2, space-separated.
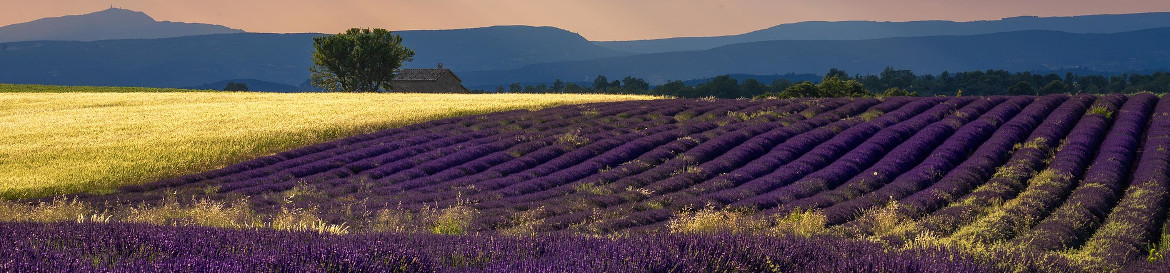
310 28 415 92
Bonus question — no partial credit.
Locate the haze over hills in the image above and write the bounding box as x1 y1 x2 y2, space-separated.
3 8 1170 90
594 12 1170 53
0 25 626 88
0 8 243 43
462 28 1170 86
396 26 627 71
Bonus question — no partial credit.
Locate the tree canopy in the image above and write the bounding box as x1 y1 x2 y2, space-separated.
486 68 1170 98
310 28 415 92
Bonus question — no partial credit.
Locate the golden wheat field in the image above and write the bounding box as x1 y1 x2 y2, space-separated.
0 84 658 199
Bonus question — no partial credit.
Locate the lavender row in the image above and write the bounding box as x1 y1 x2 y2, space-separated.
295 100 729 214
392 100 738 198
811 96 1028 225
730 97 977 210
500 100 837 210
1080 95 1170 265
946 94 1123 244
477 99 818 203
220 105 628 207
912 95 1096 235
540 98 907 232
698 97 951 206
662 97 919 201
117 108 528 191
565 98 938 232
487 103 839 231
1014 93 1157 251
272 100 664 190
547 97 931 231
531 98 901 231
81 101 604 204
409 100 763 208
0 221 1045 273
100 99 706 208
466 98 834 219
875 95 1066 227
351 103 673 193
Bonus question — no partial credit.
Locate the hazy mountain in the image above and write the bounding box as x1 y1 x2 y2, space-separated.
595 13 1170 53
4 9 1170 90
0 8 244 43
461 28 1170 86
398 25 628 71
0 26 626 88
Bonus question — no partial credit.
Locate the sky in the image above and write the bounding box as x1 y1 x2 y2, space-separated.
3 0 1170 41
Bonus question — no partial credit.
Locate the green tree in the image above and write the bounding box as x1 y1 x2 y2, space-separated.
777 82 819 98
508 83 523 92
310 28 415 92
818 76 870 97
879 67 917 90
652 80 692 96
824 68 848 81
881 87 918 97
740 79 768 97
705 75 740 98
552 79 565 91
1007 81 1035 95
769 79 794 93
526 84 549 93
621 76 650 92
564 83 586 93
593 75 609 91
1038 80 1069 94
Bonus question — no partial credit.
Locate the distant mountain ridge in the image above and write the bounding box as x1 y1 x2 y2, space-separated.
397 25 627 71
3 9 1170 90
595 12 1170 53
461 28 1170 86
0 26 626 88
0 8 244 43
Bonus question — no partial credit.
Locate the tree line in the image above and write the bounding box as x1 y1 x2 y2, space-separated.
300 28 1168 97
487 68 1170 98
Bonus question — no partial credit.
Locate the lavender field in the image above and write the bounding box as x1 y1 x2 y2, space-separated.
8 94 1170 272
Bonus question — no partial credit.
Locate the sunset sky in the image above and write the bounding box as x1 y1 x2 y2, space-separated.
3 0 1169 41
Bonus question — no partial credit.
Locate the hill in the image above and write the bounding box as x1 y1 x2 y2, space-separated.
5 10 1170 90
595 12 1170 53
0 33 318 87
397 25 628 71
462 28 1170 86
0 8 244 43
0 26 627 87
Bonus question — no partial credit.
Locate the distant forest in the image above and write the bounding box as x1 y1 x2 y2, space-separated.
485 68 1170 98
